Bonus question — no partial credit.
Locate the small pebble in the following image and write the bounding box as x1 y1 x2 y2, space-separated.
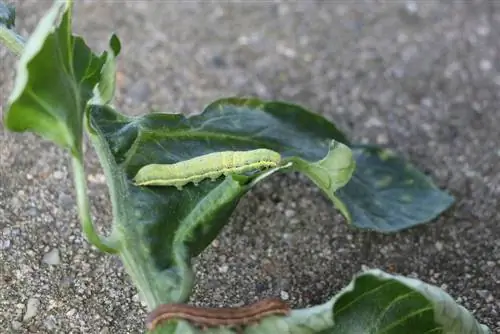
365 116 384 128
376 133 389 144
435 241 443 252
66 308 77 317
405 1 418 14
43 248 61 265
23 298 40 321
479 59 492 72
12 321 22 330
476 25 490 36
218 264 229 273
280 290 290 300
26 207 38 217
476 290 491 299
53 170 64 179
44 315 57 330
87 174 106 184
100 327 110 334
0 239 11 250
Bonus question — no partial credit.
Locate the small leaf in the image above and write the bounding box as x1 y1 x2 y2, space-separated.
291 140 356 206
91 33 121 105
3 0 115 156
336 145 455 232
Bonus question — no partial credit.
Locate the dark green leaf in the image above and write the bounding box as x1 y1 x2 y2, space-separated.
109 33 121 55
336 145 455 232
3 0 115 156
332 274 437 333
325 269 491 334
86 100 354 305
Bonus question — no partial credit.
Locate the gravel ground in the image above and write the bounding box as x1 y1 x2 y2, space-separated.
1 1 499 333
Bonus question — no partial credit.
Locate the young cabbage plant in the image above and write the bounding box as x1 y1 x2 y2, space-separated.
0 1 491 333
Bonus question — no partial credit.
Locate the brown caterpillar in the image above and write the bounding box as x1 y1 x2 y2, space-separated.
146 298 290 331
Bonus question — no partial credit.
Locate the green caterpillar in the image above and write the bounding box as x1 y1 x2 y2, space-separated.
133 148 282 190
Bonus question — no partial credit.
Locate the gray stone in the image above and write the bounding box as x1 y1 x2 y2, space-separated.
42 248 60 266
23 298 40 322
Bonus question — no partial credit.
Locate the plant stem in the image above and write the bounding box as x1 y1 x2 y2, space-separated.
71 154 118 254
0 26 25 56
119 242 194 309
